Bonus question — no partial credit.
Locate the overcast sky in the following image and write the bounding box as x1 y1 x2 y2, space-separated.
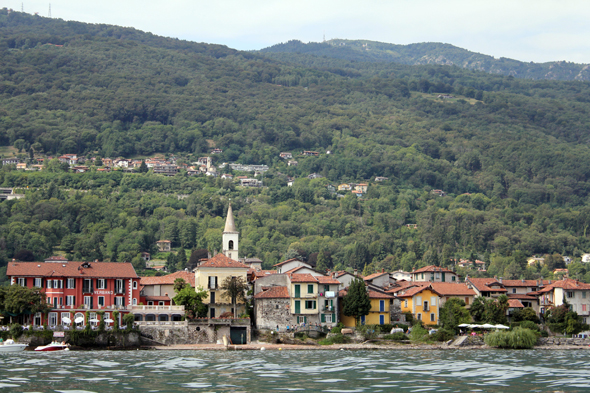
6 0 590 63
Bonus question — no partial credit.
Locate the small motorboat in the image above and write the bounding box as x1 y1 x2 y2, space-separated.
34 341 70 352
0 339 28 352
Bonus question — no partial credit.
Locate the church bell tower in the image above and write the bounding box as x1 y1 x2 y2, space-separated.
222 203 239 260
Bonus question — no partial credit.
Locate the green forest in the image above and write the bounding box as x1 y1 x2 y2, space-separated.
2 9 590 284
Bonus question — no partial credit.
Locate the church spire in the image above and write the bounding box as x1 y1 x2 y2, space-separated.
224 203 237 233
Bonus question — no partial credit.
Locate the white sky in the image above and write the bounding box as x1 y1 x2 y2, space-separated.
5 0 590 63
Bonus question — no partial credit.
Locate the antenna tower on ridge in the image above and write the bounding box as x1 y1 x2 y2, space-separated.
323 31 326 42
48 3 51 18
21 2 24 12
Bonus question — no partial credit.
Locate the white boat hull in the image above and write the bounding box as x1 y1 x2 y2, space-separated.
0 344 28 352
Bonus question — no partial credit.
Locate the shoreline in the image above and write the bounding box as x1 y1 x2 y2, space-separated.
141 342 590 351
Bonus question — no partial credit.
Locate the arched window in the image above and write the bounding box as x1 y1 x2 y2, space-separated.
228 240 234 250
159 314 169 322
146 314 156 322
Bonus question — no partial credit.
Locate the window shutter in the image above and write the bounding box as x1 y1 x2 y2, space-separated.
332 313 336 322
96 279 100 288
416 296 422 306
321 314 326 323
304 316 307 324
431 297 437 307
40 278 43 288
215 276 218 288
73 296 76 306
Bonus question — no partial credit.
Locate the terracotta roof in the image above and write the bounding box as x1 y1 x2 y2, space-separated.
253 286 290 299
289 273 318 283
430 282 476 297
157 240 171 243
283 266 313 275
364 271 389 281
367 290 394 299
412 265 455 274
273 258 304 267
140 271 195 287
501 280 549 287
6 261 138 278
396 285 441 298
316 276 341 285
508 299 524 308
198 254 248 269
145 296 171 302
467 278 507 293
335 270 355 278
537 278 590 293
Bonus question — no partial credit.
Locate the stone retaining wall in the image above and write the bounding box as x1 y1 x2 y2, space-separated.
538 337 590 346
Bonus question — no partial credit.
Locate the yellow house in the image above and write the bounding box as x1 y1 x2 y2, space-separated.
338 183 352 191
397 285 441 326
290 273 319 324
195 253 249 318
339 288 394 327
355 183 368 193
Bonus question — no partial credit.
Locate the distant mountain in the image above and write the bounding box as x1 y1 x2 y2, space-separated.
260 39 590 81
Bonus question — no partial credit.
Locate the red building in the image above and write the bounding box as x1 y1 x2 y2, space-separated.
6 260 140 327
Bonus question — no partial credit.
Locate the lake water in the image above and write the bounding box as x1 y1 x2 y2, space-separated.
1 349 589 392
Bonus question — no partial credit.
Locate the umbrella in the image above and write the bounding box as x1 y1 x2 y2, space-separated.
62 316 71 324
494 324 510 329
481 324 497 329
89 318 100 323
458 323 471 328
104 319 114 323
74 316 84 323
468 324 482 328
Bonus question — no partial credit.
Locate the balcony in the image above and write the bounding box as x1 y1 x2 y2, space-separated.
321 306 335 312
82 286 93 294
131 305 185 312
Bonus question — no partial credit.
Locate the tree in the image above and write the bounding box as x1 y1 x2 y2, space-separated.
139 160 148 173
0 285 50 322
166 253 177 273
439 297 471 332
512 307 540 323
95 157 103 166
172 285 208 319
469 296 487 323
176 247 187 271
188 249 209 270
342 278 371 326
219 276 248 318
173 278 188 293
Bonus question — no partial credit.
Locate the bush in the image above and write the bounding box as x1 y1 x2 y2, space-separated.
409 324 429 342
331 322 345 334
9 323 23 339
484 327 538 349
393 323 409 330
539 330 549 337
318 334 351 345
123 313 135 331
431 328 455 342
379 324 393 333
383 332 408 341
519 320 540 331
357 324 382 340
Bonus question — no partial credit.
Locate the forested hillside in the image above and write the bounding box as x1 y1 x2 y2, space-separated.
2 9 590 284
261 39 590 81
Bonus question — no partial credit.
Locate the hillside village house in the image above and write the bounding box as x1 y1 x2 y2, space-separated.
156 240 171 252
466 277 508 298
339 287 394 327
411 266 459 283
139 271 195 306
6 260 140 327
535 278 590 323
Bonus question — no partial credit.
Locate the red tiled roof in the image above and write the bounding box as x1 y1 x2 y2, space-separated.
145 296 171 302
198 254 249 269
501 280 549 287
363 271 389 281
316 276 341 285
508 293 537 301
368 290 394 299
396 285 441 298
283 265 312 275
537 278 590 293
140 271 195 287
467 278 507 293
430 282 476 297
253 286 290 299
251 270 278 279
6 261 138 278
156 240 171 243
508 299 524 308
412 265 455 274
290 273 317 283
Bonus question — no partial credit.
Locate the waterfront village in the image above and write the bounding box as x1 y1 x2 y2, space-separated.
3 203 590 350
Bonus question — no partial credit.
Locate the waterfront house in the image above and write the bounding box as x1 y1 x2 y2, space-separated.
338 286 394 326
6 260 140 327
139 271 195 305
411 265 458 283
397 285 440 325
465 277 507 298
429 282 476 308
535 278 590 323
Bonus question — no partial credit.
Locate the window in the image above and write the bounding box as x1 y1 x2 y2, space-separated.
360 315 366 325
404 300 408 308
567 291 574 298
84 296 93 308
423 301 429 311
96 279 106 290
83 279 93 293
431 313 435 322
59 297 63 306
324 285 330 292
452 276 456 282
47 279 53 289
294 284 301 297
53 280 63 289
305 300 316 310
115 279 124 294
158 301 165 306
430 274 434 281
66 295 76 306
147 301 154 306
417 313 422 321
325 314 332 323
307 284 314 294
34 278 42 287
67 278 76 289
582 304 587 312
48 312 58 326
379 315 385 325
115 297 124 306
53 297 58 308
133 298 137 305
210 308 215 318
210 292 216 303
228 240 234 250
208 276 218 290
90 312 97 322
133 281 138 290
512 288 516 294
98 296 105 307
298 316 306 324
61 312 70 325
379 300 385 312
583 292 587 299
421 273 424 280
17 277 26 286
465 297 470 305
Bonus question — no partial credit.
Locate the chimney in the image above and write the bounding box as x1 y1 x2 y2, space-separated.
498 277 503 284
382 268 385 273
522 278 525 284
332 272 337 279
353 269 358 276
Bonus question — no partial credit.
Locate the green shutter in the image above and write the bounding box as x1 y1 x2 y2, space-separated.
295 285 300 297
321 314 326 323
295 300 300 314
332 313 336 322
304 316 307 324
